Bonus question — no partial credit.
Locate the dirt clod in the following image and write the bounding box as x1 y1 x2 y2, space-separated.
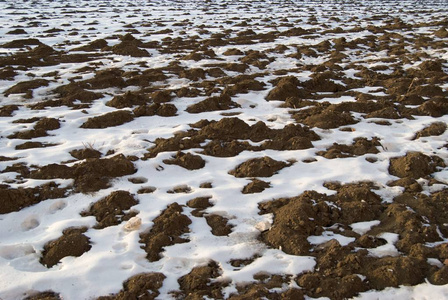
40 227 91 268
139 202 191 262
81 191 138 229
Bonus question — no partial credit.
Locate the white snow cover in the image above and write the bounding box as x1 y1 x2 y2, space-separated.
0 0 447 299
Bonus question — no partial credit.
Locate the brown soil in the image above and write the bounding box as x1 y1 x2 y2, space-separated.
205 214 233 236
69 148 102 160
97 273 165 300
163 151 206 170
79 68 126 90
242 179 271 194
187 196 213 217
139 202 191 262
52 82 103 104
0 182 67 214
389 152 445 179
8 118 60 140
145 117 319 159
256 180 448 298
81 191 138 229
40 227 91 268
150 90 172 104
175 261 227 299
413 122 447 139
266 76 305 101
222 78 265 96
72 39 108 52
229 157 291 178
15 142 59 150
230 274 303 300
23 291 61 300
186 94 240 113
29 154 136 193
293 108 358 129
0 105 18 116
317 137 382 159
80 110 134 129
133 103 177 117
4 79 49 98
0 67 18 80
106 91 149 109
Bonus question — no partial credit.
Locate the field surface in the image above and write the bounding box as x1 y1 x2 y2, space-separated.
1 0 448 299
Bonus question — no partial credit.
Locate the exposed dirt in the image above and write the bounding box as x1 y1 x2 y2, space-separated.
144 117 319 159
0 182 67 214
413 122 447 139
389 152 445 179
229 156 291 178
205 214 234 236
0 105 19 116
97 273 166 300
40 227 91 268
29 154 136 193
8 118 60 139
80 110 134 129
81 191 138 229
163 151 206 170
186 94 241 113
242 179 271 194
139 202 191 262
187 196 213 217
174 261 227 299
23 291 61 300
317 137 382 159
133 103 178 117
106 91 149 109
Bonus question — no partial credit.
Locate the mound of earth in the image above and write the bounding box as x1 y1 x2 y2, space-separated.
388 152 445 179
0 183 67 214
145 117 319 158
139 203 191 262
229 157 291 178
317 137 382 159
186 94 240 113
80 110 134 129
133 103 177 117
163 151 206 170
40 227 91 268
174 261 227 299
106 91 149 109
29 154 136 193
81 191 138 229
242 179 271 194
98 273 165 300
413 122 447 139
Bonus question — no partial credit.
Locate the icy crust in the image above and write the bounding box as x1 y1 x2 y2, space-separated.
0 0 448 299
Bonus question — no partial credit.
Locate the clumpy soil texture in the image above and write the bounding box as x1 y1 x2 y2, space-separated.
81 191 138 229
40 227 91 268
0 0 448 300
139 202 192 262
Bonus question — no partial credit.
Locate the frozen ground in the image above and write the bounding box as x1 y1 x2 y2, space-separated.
0 0 448 299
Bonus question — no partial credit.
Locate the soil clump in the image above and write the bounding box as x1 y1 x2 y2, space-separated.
40 227 91 268
81 191 138 229
139 202 191 262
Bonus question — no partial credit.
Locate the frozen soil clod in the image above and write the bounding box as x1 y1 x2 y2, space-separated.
40 227 91 268
97 273 165 300
139 202 191 262
229 156 291 178
388 152 445 179
81 191 138 229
